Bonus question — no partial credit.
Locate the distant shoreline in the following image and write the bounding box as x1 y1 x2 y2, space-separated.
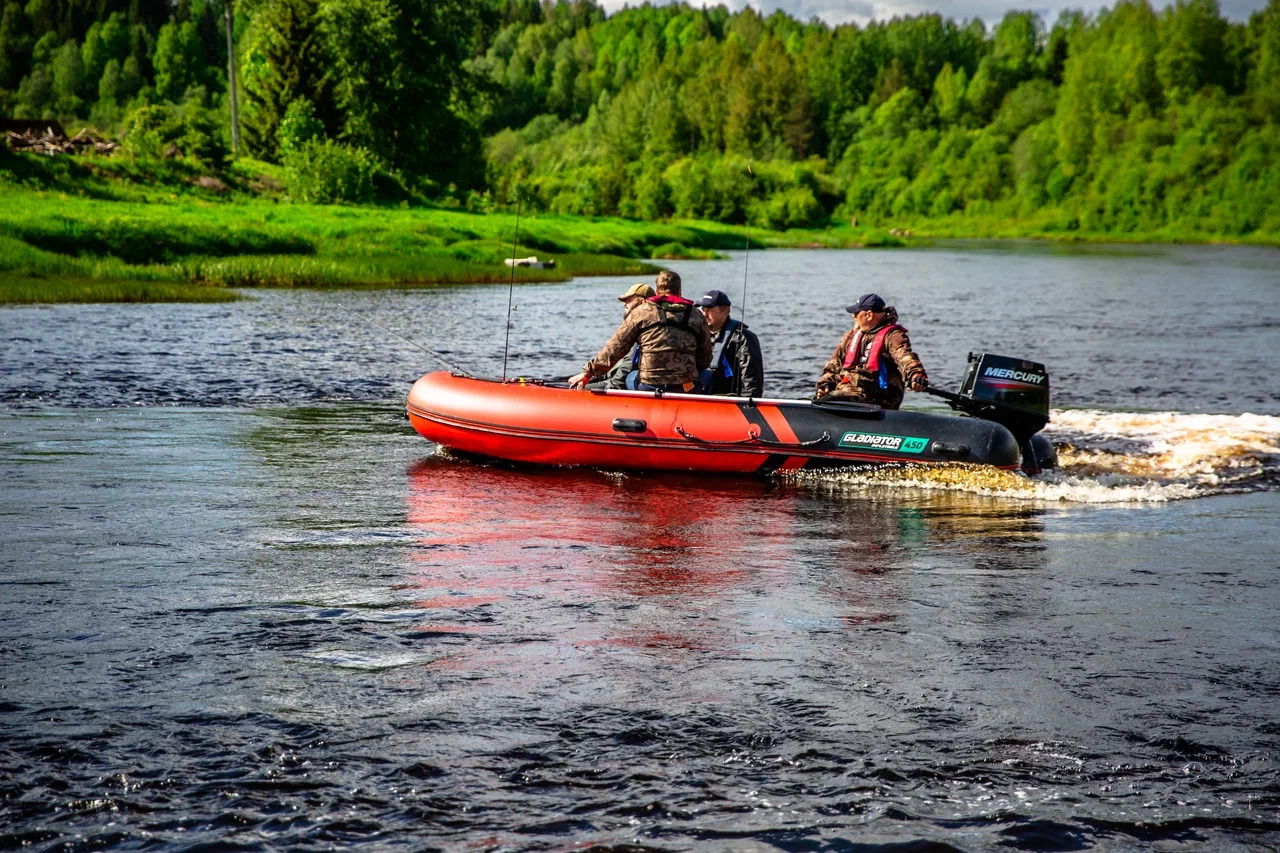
2 153 1275 305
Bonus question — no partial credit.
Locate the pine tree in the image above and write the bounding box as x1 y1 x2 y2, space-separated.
153 18 203 101
0 0 33 89
50 38 84 113
98 55 121 102
240 0 335 159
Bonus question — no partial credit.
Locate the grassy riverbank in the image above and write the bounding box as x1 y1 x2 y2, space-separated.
0 151 907 304
897 216 1280 246
9 150 1270 305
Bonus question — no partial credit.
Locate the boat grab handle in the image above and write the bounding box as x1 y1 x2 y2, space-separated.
931 442 970 459
612 418 648 433
674 424 830 448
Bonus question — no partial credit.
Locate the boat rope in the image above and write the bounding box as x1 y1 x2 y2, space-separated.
501 196 522 382
674 423 830 448
330 300 476 378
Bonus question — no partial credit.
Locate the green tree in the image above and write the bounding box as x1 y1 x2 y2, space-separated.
1044 11 1083 85
21 0 62 40
15 66 52 115
50 38 84 113
0 0 33 89
991 11 1041 84
1249 0 1280 119
679 38 730 151
128 22 153 78
81 12 129 92
870 87 925 139
1055 0 1161 173
1157 0 1227 104
933 62 968 126
277 95 323 153
994 79 1057 137
153 19 204 101
547 37 579 117
240 0 336 159
283 137 379 203
964 58 1002 124
1055 49 1102 175
723 32 812 158
1100 0 1161 113
97 56 122 103
30 29 58 65
119 53 144 100
322 0 486 186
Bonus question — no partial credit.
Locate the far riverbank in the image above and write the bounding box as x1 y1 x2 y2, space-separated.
3 151 1276 305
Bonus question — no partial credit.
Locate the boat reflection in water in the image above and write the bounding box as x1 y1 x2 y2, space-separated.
402 453 1048 691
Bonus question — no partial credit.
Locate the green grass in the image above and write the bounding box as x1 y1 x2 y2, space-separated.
886 212 1280 246
0 152 914 303
16 149 1270 307
4 152 1275 305
649 242 726 260
0 274 240 303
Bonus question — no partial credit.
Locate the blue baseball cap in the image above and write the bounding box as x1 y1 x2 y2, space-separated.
699 289 732 307
845 293 886 314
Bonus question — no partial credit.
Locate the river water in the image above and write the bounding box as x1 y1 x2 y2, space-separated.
2 243 1278 851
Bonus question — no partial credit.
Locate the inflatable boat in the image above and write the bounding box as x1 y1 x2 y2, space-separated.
407 353 1056 475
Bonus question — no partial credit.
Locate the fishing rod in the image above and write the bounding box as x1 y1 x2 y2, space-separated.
332 300 476 378
740 163 754 330
501 195 522 382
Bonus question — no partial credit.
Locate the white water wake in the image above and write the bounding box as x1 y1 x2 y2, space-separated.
793 409 1280 503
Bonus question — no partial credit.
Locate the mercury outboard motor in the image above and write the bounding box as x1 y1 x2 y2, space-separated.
928 353 1055 474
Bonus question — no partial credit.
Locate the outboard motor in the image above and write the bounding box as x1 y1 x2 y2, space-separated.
930 353 1055 474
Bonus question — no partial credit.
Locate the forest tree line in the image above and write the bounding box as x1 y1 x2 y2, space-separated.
2 0 1279 235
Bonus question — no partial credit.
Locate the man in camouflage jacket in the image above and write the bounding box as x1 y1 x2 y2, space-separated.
814 293 928 410
586 282 654 391
570 271 713 392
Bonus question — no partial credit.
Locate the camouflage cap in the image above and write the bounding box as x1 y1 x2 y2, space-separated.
618 282 655 301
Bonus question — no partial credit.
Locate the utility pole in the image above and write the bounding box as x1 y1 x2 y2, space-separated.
225 0 240 157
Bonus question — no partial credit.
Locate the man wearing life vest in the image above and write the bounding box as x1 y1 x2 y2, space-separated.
813 293 928 409
570 270 713 393
696 289 764 397
586 282 654 390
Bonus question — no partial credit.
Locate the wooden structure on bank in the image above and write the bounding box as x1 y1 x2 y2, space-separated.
2 121 118 156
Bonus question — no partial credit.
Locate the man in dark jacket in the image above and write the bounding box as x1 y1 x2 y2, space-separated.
813 293 928 410
696 289 764 397
569 270 713 393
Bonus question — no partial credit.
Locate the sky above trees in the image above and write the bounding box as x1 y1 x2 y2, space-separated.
596 0 1268 25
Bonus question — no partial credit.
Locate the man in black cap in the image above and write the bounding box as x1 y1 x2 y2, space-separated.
696 289 764 397
813 293 928 409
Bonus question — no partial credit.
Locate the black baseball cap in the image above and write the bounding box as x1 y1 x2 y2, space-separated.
845 293 886 314
699 289 732 307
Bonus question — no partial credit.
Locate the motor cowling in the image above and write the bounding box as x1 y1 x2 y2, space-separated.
955 353 1052 473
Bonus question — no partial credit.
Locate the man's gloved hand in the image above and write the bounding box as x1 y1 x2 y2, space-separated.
908 373 928 392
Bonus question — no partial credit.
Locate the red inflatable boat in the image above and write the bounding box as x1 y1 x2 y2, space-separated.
407 354 1056 475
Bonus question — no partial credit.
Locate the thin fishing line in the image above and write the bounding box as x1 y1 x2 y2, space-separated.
331 300 475 377
502 196 522 382
740 163 754 330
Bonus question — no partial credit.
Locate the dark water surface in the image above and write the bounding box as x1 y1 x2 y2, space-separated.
2 244 1279 851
